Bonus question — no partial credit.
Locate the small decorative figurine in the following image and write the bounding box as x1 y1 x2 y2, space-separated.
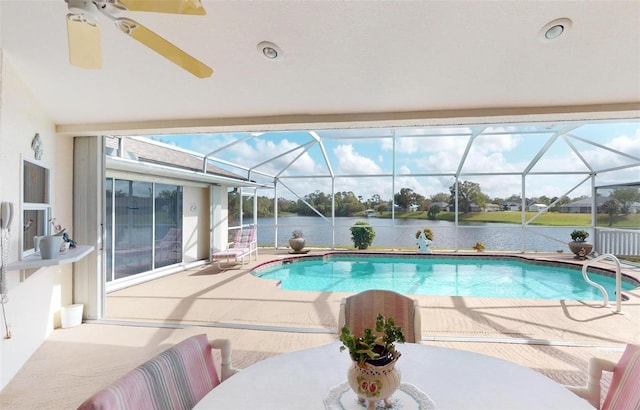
31 133 43 160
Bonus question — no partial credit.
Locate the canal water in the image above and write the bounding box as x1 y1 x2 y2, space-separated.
255 216 582 252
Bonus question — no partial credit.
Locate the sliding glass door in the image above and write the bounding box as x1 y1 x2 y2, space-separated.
105 178 183 282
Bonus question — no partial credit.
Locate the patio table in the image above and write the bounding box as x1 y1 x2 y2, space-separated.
195 341 592 409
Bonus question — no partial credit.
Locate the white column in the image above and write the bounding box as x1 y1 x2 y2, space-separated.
210 185 228 253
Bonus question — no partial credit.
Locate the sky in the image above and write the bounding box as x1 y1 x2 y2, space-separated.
149 121 640 202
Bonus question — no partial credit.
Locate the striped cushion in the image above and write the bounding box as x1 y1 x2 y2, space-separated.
78 334 220 410
234 229 256 248
602 344 640 410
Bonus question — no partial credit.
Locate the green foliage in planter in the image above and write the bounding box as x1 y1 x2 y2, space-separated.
414 227 434 241
339 314 405 366
349 221 376 249
570 229 589 242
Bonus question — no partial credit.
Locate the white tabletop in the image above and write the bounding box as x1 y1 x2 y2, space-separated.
195 342 592 410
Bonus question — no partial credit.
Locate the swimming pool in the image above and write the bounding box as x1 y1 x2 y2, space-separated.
253 254 638 301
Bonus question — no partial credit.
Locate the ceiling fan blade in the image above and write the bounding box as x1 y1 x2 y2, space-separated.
66 14 102 69
112 0 206 15
115 17 213 78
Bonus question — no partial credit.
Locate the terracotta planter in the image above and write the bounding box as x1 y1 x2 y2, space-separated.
347 352 401 410
568 241 593 257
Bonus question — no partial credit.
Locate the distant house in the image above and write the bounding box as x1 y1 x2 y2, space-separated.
409 204 420 212
485 203 501 212
528 203 548 212
559 197 607 213
502 201 520 211
430 202 450 211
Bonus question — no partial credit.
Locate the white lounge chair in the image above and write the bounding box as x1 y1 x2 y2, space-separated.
212 228 258 269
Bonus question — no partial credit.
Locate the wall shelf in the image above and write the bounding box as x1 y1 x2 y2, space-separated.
4 245 94 271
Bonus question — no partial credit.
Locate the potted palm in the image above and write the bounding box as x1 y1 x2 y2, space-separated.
339 314 404 409
568 229 593 258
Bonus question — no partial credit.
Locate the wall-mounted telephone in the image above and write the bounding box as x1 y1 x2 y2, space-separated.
1 202 14 229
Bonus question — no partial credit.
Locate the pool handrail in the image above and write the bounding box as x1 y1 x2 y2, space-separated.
581 253 624 314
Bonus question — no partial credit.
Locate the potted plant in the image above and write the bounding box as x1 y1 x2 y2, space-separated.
339 314 404 408
473 241 485 252
339 314 405 366
568 229 593 258
414 228 434 241
349 221 376 250
415 227 433 254
288 230 306 252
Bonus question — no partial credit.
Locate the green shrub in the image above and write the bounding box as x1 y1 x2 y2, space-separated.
570 229 589 242
349 221 376 249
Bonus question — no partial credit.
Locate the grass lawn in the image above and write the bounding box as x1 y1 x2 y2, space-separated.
376 211 640 227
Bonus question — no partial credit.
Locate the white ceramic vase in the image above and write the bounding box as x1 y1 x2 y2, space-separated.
347 355 401 410
39 235 62 259
416 232 432 254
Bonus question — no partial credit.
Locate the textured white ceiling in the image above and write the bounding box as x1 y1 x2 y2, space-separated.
1 1 639 132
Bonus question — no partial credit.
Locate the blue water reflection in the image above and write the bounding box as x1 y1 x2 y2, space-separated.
255 255 636 300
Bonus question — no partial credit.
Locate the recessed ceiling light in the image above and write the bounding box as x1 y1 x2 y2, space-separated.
257 41 282 60
539 18 572 42
545 24 564 39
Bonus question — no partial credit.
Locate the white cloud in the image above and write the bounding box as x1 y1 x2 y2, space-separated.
333 144 383 175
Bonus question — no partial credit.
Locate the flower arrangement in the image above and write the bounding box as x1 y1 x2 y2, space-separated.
291 230 304 239
49 217 66 235
48 217 76 248
339 314 405 366
473 241 485 251
415 228 434 241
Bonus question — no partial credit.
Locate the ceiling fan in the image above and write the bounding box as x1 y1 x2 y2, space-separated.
64 0 213 78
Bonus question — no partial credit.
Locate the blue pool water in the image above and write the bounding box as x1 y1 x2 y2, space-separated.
253 255 637 301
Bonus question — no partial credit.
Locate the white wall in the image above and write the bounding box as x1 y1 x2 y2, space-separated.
183 186 210 262
0 52 74 390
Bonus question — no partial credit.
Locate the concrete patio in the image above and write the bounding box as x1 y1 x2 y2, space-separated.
1 249 638 409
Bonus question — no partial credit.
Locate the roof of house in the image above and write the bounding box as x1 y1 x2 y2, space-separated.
106 136 249 182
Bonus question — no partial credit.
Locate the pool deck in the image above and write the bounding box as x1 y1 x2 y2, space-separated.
1 249 639 409
103 249 640 346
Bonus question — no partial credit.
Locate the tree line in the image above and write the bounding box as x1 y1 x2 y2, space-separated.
230 182 640 219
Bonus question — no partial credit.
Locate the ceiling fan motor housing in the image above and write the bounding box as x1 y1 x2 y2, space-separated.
66 0 100 21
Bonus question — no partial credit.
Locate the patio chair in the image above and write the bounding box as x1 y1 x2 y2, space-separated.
211 228 258 269
77 335 238 410
338 289 422 343
564 343 640 409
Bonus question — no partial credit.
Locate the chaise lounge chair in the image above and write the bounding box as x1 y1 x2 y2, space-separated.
211 228 258 269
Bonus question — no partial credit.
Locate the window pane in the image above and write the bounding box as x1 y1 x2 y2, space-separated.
155 184 182 268
22 209 47 253
113 180 153 279
105 178 114 282
23 160 49 204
